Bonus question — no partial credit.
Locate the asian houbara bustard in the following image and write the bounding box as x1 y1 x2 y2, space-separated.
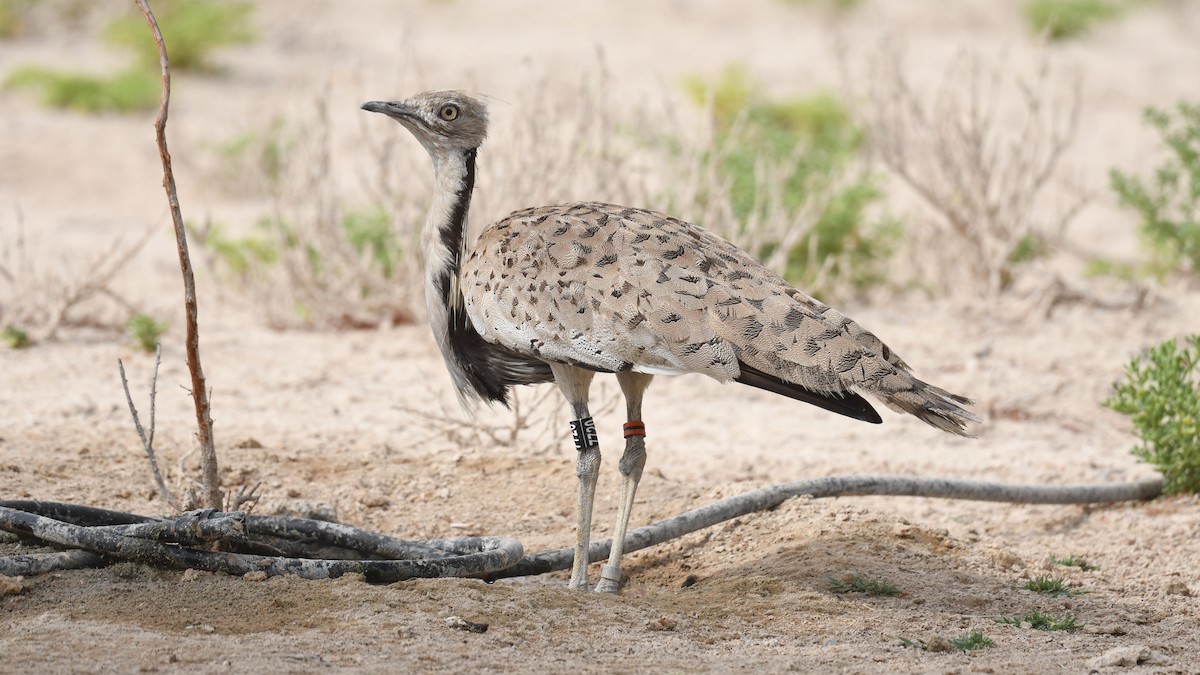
362 91 977 593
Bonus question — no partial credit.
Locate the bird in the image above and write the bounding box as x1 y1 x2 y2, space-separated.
362 90 977 594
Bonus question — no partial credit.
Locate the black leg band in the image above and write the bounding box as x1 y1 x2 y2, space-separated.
570 416 598 452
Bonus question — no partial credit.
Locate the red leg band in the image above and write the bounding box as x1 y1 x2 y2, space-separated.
623 420 646 438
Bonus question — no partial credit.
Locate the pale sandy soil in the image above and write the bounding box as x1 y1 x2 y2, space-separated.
2 1 1200 673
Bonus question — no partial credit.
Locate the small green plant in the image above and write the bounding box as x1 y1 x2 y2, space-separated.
1051 554 1098 571
342 207 398 277
682 65 898 297
1023 575 1079 596
1008 232 1052 265
997 610 1083 631
126 314 168 353
1084 257 1141 282
948 630 994 652
212 119 292 193
1109 103 1200 278
1022 0 1122 40
828 574 902 597
1105 335 1200 495
188 220 277 279
4 66 158 113
2 325 31 349
103 0 255 71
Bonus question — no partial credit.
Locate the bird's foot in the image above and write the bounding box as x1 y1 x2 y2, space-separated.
593 564 622 594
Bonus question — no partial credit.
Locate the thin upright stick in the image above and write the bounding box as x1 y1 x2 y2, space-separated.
135 0 222 509
118 344 179 510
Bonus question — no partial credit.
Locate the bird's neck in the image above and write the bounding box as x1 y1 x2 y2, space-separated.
422 147 482 402
422 148 476 298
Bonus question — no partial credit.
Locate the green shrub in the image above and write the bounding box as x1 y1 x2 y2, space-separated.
104 0 255 71
1023 575 1079 596
1109 103 1200 278
187 220 277 279
683 65 898 296
948 630 994 652
1105 335 1200 495
828 574 901 596
342 207 398 278
4 66 158 113
213 119 291 192
2 325 31 349
126 313 168 353
1022 0 1122 40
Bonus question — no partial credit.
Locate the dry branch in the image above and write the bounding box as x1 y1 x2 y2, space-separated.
135 0 221 509
857 39 1084 295
118 344 179 510
0 214 153 341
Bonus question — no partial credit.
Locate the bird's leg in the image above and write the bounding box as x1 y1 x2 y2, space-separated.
549 363 599 591
594 371 653 594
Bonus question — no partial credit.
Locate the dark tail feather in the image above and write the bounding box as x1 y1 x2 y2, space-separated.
881 382 979 437
736 362 882 424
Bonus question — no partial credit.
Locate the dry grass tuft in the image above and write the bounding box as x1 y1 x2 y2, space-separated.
0 212 152 343
853 38 1085 296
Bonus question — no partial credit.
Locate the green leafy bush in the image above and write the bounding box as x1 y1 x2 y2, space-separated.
1023 575 1080 596
126 313 168 353
828 574 901 596
683 65 898 297
1022 0 1122 40
188 220 277 279
948 630 994 652
2 325 31 349
4 66 158 113
1109 103 1200 278
1105 335 1200 495
104 0 255 71
341 208 398 278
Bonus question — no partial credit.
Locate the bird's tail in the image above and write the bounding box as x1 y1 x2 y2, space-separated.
878 380 980 437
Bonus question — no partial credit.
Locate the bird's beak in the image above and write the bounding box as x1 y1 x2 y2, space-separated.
361 100 416 121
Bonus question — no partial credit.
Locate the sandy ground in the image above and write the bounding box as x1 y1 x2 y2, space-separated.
2 1 1200 672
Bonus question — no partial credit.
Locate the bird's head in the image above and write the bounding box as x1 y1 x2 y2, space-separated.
361 91 489 159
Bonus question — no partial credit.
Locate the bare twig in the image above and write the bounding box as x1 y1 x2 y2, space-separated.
0 214 154 340
855 38 1084 296
227 482 263 513
118 344 178 510
136 0 221 509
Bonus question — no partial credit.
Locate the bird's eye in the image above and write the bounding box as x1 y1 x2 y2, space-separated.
439 104 459 121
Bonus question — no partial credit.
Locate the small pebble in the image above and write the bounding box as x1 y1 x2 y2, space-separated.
243 571 269 582
647 617 677 632
1088 645 1151 668
444 616 488 633
1165 580 1192 596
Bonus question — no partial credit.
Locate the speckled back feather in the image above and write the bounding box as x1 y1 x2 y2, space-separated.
462 202 977 435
